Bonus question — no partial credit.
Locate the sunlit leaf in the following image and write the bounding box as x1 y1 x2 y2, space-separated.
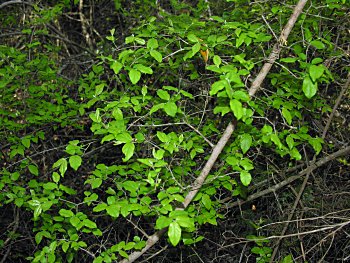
302 76 318 98
59 209 74 217
201 194 212 210
240 171 252 186
230 99 243 120
168 222 181 246
122 142 135 161
129 69 141 84
157 89 170 101
147 38 158 49
213 55 221 66
240 134 252 154
310 40 325 49
282 107 292 125
164 101 177 117
309 65 324 82
150 50 162 62
69 155 82 171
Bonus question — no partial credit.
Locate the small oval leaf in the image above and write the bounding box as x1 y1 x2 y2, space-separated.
168 222 181 246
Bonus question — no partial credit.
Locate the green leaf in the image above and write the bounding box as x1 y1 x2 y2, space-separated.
111 61 123 74
89 109 101 123
69 155 82 171
302 76 318 98
150 103 164 114
286 135 294 149
83 219 97 229
213 106 230 116
35 232 43 245
230 99 243 120
122 142 135 161
213 55 222 66
240 134 252 154
311 58 323 64
164 101 177 117
135 37 145 45
309 138 323 155
106 204 120 218
21 137 31 148
115 132 133 143
124 242 135 251
157 131 169 142
281 254 293 263
187 33 199 43
62 241 70 253
69 216 80 227
59 209 74 218
156 216 173 229
206 65 222 73
282 107 292 125
33 205 42 219
95 83 105 96
153 148 165 160
201 194 212 210
134 64 153 74
157 89 170 101
129 69 141 84
52 172 60 183
28 165 39 176
176 216 195 228
309 65 324 82
53 158 68 176
210 80 226 95
310 40 325 49
43 182 57 190
101 134 115 144
119 250 129 259
147 38 158 49
226 71 243 85
240 171 252 186
168 222 181 246
233 90 250 102
240 158 254 170
93 203 107 212
236 33 246 48
192 43 201 53
180 90 193 99
150 50 162 62
280 57 298 63
290 148 302 160
90 178 102 189
270 133 283 149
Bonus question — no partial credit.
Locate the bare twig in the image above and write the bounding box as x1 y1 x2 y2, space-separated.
203 0 212 17
269 153 312 262
223 145 350 209
322 72 350 139
0 0 33 9
79 0 93 49
270 65 349 263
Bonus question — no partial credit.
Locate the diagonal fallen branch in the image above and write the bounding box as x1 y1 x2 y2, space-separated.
120 1 308 262
223 145 350 209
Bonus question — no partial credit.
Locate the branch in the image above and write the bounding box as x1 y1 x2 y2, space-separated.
322 72 350 139
224 145 350 209
249 0 309 97
121 1 309 262
0 0 33 9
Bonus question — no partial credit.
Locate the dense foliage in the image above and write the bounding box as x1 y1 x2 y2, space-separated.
1 0 349 262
